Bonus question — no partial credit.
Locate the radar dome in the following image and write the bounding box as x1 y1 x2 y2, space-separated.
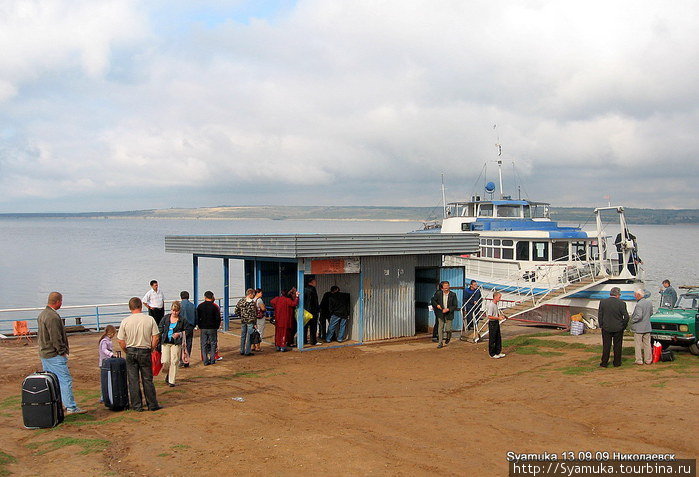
485 181 496 193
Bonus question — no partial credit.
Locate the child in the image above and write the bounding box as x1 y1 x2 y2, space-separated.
98 325 117 403
98 325 117 367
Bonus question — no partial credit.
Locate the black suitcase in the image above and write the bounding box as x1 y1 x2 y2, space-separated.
22 371 64 429
660 349 675 362
101 353 129 411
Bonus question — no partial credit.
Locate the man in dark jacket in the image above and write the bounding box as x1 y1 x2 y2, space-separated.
179 291 196 367
598 287 630 367
196 291 221 365
431 281 459 348
326 288 351 342
462 280 482 332
303 278 319 345
37 292 86 414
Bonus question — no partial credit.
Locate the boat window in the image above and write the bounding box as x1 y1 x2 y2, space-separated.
531 204 550 219
486 239 493 245
502 239 513 246
589 244 599 260
480 239 486 245
533 241 549 261
493 248 501 259
486 248 493 258
461 223 470 231
552 241 569 261
516 241 530 260
502 248 514 260
571 241 586 260
467 203 476 216
522 205 531 218
496 205 520 218
479 204 493 217
493 239 501 246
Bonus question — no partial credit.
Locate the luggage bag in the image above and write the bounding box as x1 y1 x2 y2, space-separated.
101 353 129 411
660 349 675 362
22 371 64 429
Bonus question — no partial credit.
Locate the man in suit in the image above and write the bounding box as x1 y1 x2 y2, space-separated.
598 287 630 367
431 281 459 349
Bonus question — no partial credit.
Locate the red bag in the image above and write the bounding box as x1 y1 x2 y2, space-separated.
151 350 163 376
651 342 662 363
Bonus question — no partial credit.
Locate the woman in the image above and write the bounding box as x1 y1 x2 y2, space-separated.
98 325 117 367
253 288 266 352
270 289 299 352
160 301 185 387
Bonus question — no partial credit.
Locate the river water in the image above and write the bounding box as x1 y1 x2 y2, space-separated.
0 218 696 332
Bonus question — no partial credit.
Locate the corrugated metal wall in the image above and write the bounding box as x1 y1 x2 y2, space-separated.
314 274 361 340
361 255 417 341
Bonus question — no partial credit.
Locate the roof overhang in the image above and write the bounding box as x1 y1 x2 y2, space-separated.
165 233 480 259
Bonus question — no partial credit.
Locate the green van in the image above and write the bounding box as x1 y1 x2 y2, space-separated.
650 286 699 355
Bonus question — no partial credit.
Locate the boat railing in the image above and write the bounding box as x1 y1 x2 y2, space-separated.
0 297 240 337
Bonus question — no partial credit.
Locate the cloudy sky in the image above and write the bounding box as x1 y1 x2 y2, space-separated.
1 0 698 212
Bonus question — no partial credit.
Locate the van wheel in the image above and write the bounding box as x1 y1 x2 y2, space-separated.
689 343 699 356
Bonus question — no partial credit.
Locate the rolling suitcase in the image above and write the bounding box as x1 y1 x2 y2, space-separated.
22 371 64 429
101 352 129 411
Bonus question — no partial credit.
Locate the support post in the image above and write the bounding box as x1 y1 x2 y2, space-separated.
223 258 230 331
193 255 199 307
358 265 364 344
255 260 262 289
297 262 305 350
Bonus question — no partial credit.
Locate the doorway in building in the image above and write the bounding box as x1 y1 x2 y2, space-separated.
415 266 465 333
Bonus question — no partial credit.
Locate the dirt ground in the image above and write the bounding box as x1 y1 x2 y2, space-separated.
1 324 698 477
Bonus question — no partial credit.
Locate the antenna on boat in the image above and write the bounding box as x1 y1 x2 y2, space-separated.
441 173 447 219
497 160 504 199
493 125 504 198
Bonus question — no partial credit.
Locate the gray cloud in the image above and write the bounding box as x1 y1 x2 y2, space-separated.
1 0 698 212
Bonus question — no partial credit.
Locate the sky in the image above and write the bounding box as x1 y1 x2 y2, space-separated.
1 0 698 212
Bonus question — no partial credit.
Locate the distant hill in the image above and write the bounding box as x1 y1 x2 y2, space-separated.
1 205 698 224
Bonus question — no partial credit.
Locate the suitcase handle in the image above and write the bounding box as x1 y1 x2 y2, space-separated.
115 351 122 358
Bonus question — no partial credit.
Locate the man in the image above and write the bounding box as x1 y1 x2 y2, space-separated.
143 280 165 323
116 297 161 411
318 288 332 341
326 287 350 342
37 292 87 414
197 291 220 365
179 290 196 367
430 281 459 349
659 280 678 308
614 229 641 275
630 289 653 365
304 277 320 346
486 292 506 358
235 288 258 356
598 287 630 368
462 280 482 336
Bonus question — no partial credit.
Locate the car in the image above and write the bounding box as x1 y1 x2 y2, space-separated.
650 285 699 355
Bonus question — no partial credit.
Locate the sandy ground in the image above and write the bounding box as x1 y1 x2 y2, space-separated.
1 324 698 477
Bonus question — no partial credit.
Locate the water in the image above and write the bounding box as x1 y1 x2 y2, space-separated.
0 218 696 332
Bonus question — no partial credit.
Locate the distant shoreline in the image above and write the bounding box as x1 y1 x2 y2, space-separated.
0 205 698 225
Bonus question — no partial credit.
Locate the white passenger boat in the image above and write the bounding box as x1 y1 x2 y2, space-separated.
433 161 644 327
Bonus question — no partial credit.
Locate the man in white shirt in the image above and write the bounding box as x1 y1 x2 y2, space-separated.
117 297 162 412
486 292 506 359
143 280 165 323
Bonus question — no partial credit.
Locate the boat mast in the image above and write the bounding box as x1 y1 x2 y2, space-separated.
441 173 447 218
497 160 504 199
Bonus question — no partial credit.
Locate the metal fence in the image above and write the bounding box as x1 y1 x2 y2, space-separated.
0 297 239 337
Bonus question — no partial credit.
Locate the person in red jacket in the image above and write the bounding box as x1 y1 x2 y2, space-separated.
271 289 299 352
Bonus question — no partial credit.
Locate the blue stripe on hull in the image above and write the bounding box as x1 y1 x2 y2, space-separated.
477 281 636 301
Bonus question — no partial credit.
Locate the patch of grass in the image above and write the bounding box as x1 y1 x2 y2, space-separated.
161 389 186 395
27 437 110 456
651 381 666 388
0 451 17 477
73 389 101 401
63 413 97 425
513 347 564 357
63 415 134 427
1 413 13 418
171 444 190 450
156 453 170 457
0 396 20 411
